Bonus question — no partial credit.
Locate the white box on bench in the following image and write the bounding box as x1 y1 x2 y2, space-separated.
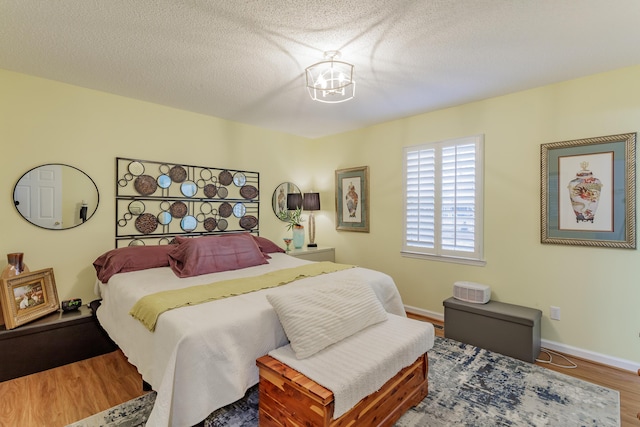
443 297 542 363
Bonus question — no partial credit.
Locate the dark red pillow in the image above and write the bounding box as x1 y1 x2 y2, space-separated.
168 233 268 278
93 245 173 283
252 235 285 254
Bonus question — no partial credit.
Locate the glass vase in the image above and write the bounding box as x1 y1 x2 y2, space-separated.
1 252 30 279
292 226 305 249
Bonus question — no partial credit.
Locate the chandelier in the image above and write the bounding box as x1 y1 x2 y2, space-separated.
305 51 355 103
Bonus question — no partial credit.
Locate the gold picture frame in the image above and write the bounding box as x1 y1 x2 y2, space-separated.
0 268 59 330
541 132 636 248
335 166 370 232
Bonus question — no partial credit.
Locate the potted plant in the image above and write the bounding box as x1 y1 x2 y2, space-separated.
279 208 305 248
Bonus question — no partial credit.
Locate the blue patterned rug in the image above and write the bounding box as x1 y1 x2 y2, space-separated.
68 337 619 426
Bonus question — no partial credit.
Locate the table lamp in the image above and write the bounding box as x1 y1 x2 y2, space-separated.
303 192 320 247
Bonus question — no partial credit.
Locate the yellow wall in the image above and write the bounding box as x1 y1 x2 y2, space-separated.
0 69 311 304
312 65 640 365
2 65 639 365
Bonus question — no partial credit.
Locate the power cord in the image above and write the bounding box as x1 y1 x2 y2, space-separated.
535 347 578 369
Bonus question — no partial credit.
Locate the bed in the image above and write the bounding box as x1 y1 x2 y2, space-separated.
93 234 407 427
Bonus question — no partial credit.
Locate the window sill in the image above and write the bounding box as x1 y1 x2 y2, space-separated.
400 251 486 267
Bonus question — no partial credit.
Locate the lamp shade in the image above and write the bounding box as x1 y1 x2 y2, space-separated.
287 193 303 210
303 193 320 211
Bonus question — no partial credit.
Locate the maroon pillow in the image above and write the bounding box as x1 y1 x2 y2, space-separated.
93 245 172 283
252 235 285 254
168 233 268 278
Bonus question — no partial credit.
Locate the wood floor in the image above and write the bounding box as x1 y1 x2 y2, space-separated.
1 317 638 427
0 349 145 427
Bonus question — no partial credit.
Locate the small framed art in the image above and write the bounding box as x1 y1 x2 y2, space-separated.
541 132 636 248
335 166 369 232
0 268 60 329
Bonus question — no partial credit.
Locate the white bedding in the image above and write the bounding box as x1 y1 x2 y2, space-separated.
269 314 434 418
95 253 406 427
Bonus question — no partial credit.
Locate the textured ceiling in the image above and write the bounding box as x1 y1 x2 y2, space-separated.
2 1 640 139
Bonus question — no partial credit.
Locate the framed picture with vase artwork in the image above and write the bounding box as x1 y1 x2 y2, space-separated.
335 166 369 232
541 132 636 248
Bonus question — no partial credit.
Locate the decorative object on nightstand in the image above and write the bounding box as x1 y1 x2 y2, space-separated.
0 268 60 330
0 252 30 327
292 227 304 249
303 192 321 247
283 238 292 252
1 252 29 279
61 298 83 312
286 193 305 249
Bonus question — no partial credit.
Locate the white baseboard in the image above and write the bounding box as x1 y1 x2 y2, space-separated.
404 305 443 321
404 305 639 373
540 339 638 373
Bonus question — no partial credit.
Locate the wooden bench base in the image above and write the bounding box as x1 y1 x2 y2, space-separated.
256 353 428 427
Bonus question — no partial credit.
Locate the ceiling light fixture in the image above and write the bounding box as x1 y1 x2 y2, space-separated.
305 51 355 103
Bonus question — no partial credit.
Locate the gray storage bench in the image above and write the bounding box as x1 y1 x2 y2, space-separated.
443 297 542 363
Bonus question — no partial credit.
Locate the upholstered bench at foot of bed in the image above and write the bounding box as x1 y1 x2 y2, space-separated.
256 313 434 427
256 352 428 427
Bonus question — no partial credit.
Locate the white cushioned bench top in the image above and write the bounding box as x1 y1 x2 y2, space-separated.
268 313 435 418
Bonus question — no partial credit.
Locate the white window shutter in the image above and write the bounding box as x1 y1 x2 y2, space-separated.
403 135 483 262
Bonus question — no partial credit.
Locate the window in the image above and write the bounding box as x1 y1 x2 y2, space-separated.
402 134 484 265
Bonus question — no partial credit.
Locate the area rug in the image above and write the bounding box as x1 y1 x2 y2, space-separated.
67 337 619 427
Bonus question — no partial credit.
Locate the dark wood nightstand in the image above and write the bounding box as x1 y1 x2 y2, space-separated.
0 305 117 382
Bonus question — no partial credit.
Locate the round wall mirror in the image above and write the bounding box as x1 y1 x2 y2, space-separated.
13 164 99 230
272 182 301 221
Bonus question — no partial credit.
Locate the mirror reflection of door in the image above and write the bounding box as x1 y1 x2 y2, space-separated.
15 164 63 229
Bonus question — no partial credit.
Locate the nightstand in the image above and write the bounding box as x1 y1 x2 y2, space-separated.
0 305 117 381
287 247 335 262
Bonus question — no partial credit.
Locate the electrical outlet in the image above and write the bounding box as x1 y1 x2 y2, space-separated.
550 306 561 321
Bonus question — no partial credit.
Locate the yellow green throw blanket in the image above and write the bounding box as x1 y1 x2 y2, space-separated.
130 262 354 331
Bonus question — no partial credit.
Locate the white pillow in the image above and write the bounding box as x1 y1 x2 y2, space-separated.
267 281 388 359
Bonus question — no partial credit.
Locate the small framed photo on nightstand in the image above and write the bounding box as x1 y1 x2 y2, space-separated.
0 268 59 330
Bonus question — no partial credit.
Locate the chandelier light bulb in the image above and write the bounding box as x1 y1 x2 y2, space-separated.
305 50 355 103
